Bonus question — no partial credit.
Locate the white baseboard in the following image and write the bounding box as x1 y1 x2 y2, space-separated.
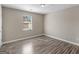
3 34 44 44
3 34 79 47
44 34 79 46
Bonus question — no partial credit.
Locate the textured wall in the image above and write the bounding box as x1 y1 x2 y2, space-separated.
2 7 44 42
44 6 79 44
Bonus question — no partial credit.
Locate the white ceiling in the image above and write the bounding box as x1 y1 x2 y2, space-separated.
2 4 79 14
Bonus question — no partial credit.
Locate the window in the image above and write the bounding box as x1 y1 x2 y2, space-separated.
23 15 32 31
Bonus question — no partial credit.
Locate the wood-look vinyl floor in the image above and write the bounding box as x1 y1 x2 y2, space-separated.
0 35 79 54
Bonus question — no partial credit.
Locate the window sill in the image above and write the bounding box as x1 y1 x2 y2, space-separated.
22 28 32 31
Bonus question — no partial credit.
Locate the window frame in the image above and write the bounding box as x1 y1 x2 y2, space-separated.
22 15 32 31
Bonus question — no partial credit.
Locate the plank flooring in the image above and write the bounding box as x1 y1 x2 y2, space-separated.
0 35 79 54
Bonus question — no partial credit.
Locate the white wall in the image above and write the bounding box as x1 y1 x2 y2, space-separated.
2 7 44 42
3 5 79 44
44 6 79 44
0 5 2 47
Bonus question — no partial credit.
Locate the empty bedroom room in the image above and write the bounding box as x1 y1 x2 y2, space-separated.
0 4 79 54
